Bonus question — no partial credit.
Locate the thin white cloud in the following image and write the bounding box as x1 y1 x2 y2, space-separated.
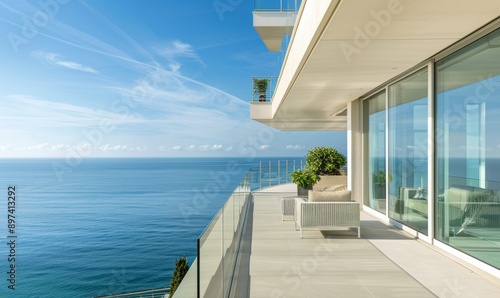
52 144 69 150
128 146 146 151
56 60 97 73
259 145 270 150
169 62 181 73
18 143 49 151
36 143 49 149
0 2 274 157
285 145 304 150
159 40 205 66
232 51 278 69
5 94 144 128
34 51 98 74
0 144 13 150
199 144 224 151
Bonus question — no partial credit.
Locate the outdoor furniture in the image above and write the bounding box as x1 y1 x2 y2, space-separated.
295 190 360 238
396 187 428 220
445 185 495 234
281 196 301 220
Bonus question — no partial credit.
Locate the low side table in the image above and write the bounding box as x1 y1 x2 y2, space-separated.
281 196 307 221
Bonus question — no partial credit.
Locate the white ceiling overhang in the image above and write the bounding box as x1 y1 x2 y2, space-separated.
253 11 297 52
251 0 500 131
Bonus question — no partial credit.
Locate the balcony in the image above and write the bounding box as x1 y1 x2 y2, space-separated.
251 76 277 103
173 164 500 297
235 187 500 296
251 0 500 132
253 1 301 52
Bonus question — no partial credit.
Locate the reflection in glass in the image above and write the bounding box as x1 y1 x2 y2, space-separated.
364 91 387 214
388 68 429 234
436 28 500 269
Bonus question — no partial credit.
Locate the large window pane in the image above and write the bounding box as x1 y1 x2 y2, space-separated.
388 68 429 234
364 91 386 214
436 28 500 269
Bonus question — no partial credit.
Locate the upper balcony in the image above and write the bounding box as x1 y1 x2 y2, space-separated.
253 0 301 52
251 0 500 131
251 76 278 103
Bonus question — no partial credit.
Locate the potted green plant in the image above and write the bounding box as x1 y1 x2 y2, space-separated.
306 146 346 175
372 171 392 199
253 78 269 102
290 168 320 196
305 147 347 189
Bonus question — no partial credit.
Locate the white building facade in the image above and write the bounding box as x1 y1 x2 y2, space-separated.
252 0 500 278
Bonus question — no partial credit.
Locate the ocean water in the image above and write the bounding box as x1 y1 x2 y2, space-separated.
0 157 296 298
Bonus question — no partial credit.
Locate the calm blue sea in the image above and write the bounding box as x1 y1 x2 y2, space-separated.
0 157 298 298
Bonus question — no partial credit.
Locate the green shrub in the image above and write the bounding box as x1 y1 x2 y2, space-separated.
306 147 346 175
373 171 392 186
290 169 320 188
169 256 189 298
253 78 269 94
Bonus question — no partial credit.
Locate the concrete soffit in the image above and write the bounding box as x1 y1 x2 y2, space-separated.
251 0 500 131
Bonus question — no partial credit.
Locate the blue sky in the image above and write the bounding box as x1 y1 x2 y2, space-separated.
0 0 346 157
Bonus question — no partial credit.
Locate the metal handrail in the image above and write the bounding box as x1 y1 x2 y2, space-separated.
195 159 306 297
255 159 305 189
102 159 308 298
94 287 170 298
254 0 301 12
251 76 278 103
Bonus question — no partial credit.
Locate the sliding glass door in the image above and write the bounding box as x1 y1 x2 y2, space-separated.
388 68 429 234
436 28 500 269
364 91 387 214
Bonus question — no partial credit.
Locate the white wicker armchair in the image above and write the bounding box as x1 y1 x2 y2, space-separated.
295 190 360 238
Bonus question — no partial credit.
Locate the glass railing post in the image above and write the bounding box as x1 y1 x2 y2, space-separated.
268 160 272 187
195 160 327 296
278 160 281 184
259 161 262 189
221 210 224 296
285 159 288 183
197 238 200 298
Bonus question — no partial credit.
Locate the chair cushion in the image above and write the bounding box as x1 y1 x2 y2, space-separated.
308 190 351 202
323 184 348 191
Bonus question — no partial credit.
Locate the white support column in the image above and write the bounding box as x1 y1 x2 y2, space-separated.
347 99 362 204
385 88 390 216
427 61 436 243
480 101 486 188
